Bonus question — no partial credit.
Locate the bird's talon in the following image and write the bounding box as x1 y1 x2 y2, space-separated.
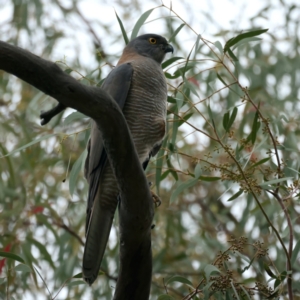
151 191 161 207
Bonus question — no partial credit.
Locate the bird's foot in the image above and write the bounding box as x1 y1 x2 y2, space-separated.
151 191 161 208
148 182 161 207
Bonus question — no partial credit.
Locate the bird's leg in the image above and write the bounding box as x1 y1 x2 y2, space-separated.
40 103 66 125
148 182 162 207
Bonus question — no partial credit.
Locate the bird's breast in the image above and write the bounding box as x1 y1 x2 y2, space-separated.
122 59 167 162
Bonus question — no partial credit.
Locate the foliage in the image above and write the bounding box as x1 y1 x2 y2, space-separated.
1 1 300 299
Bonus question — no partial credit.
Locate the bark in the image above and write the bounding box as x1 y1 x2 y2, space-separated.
0 41 154 300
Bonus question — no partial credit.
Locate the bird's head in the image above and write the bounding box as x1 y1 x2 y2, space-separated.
126 34 174 64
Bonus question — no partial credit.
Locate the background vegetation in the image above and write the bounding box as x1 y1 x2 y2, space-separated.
0 0 299 299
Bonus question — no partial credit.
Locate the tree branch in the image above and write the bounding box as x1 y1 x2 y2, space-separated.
0 40 154 300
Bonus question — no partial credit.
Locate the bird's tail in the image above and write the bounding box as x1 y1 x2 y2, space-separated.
82 196 116 285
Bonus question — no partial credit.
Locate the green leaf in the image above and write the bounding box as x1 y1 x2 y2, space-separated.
0 133 58 158
204 264 220 279
264 263 277 279
170 177 198 203
214 40 223 54
14 264 32 273
199 176 220 182
69 148 87 196
162 56 184 69
166 155 178 181
130 9 154 40
249 157 270 169
0 252 25 263
217 73 227 86
155 137 167 193
63 111 88 126
227 190 243 201
171 109 179 146
291 239 300 265
27 237 55 269
240 286 252 300
230 281 241 300
160 170 170 181
169 23 185 43
115 11 129 44
227 48 238 61
207 104 216 129
251 111 260 144
73 272 83 279
168 65 194 79
259 177 293 187
224 29 268 53
178 112 193 127
66 280 85 287
166 275 193 286
227 107 238 131
223 111 230 132
232 37 262 50
157 295 175 300
194 164 202 178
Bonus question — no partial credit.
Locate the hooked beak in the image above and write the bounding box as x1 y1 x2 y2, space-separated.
164 44 174 54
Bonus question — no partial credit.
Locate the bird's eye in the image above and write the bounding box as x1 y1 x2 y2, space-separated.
149 38 157 44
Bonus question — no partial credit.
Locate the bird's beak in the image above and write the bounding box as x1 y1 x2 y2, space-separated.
164 44 174 54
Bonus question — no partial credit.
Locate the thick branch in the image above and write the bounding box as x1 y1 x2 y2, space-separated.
0 41 154 299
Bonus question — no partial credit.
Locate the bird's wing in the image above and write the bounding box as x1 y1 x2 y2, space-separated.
84 63 133 230
82 63 133 285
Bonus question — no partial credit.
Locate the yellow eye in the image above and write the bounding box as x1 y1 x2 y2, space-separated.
149 37 157 44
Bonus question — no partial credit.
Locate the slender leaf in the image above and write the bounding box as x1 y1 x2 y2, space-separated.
69 148 87 196
169 23 185 43
217 73 227 86
251 111 260 144
230 281 241 300
15 264 32 273
170 178 198 203
232 37 262 50
223 111 230 132
227 48 238 61
157 295 174 300
214 40 223 54
199 176 221 182
63 111 88 126
155 137 168 193
0 133 58 158
264 263 277 279
27 237 55 269
291 239 300 265
178 112 193 127
204 264 220 279
115 11 129 44
228 107 238 130
249 157 270 169
0 252 25 263
166 275 193 286
130 9 154 40
207 104 216 129
227 190 243 201
224 29 268 53
66 280 85 287
162 56 184 69
259 177 293 187
166 155 178 181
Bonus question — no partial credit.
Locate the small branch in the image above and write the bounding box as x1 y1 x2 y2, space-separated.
266 190 294 300
53 220 84 246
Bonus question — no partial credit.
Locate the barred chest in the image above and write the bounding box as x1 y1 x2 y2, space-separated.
122 58 167 161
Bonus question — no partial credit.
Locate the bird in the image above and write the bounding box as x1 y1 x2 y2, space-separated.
82 33 173 285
